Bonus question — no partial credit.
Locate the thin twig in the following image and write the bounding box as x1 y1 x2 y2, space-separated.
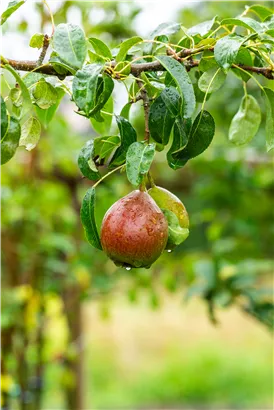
37 34 50 66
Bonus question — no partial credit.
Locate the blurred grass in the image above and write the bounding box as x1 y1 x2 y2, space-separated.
42 295 273 410
88 345 271 409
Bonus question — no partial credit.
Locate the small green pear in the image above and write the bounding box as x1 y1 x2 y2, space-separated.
148 186 189 229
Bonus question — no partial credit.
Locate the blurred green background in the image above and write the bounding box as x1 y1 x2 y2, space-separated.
1 1 273 409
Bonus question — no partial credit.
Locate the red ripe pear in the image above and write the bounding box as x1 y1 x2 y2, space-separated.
100 190 168 268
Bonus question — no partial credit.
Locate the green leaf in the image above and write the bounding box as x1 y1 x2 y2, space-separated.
78 139 100 181
199 50 216 72
228 95 261 146
1 0 25 25
52 23 87 70
169 117 189 155
162 209 189 247
109 116 137 167
9 87 23 108
140 73 165 99
150 21 181 37
29 33 44 49
94 135 120 161
187 16 217 37
263 88 274 152
88 37 112 60
90 96 113 134
167 117 191 169
144 22 181 54
80 187 102 250
116 36 142 62
35 87 65 128
1 115 21 165
90 75 114 118
19 116 41 151
258 33 274 46
198 67 226 93
1 97 8 138
49 53 76 75
265 28 274 37
263 15 274 30
126 142 155 186
88 50 106 64
193 82 209 104
221 17 264 33
120 102 131 120
148 94 175 145
248 5 273 21
72 64 103 116
160 86 181 117
232 48 253 82
156 55 196 119
170 111 215 168
4 64 32 117
214 34 247 69
32 79 58 109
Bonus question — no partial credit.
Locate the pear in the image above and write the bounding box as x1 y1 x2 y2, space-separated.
100 190 168 268
148 186 189 229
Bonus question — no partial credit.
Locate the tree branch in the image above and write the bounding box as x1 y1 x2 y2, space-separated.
1 54 273 79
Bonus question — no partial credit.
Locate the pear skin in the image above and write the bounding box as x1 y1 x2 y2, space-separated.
101 190 168 268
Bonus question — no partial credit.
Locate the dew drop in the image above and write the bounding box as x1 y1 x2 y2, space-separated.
125 266 132 271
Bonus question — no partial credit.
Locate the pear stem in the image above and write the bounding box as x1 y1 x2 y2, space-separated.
148 172 156 188
139 178 147 192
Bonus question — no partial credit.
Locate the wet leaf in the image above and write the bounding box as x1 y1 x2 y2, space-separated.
78 139 100 181
1 115 21 164
88 37 112 60
126 141 155 186
1 0 25 25
19 116 41 151
156 55 196 119
94 135 120 160
228 95 261 145
72 64 103 116
109 116 137 166
188 16 217 37
116 36 142 62
81 187 102 250
169 111 215 168
149 94 175 145
1 97 8 138
33 79 58 109
198 67 226 92
214 34 247 69
29 33 44 48
53 23 87 70
221 17 263 33
35 87 65 128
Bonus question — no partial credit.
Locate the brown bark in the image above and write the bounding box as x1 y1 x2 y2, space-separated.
1 55 273 79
